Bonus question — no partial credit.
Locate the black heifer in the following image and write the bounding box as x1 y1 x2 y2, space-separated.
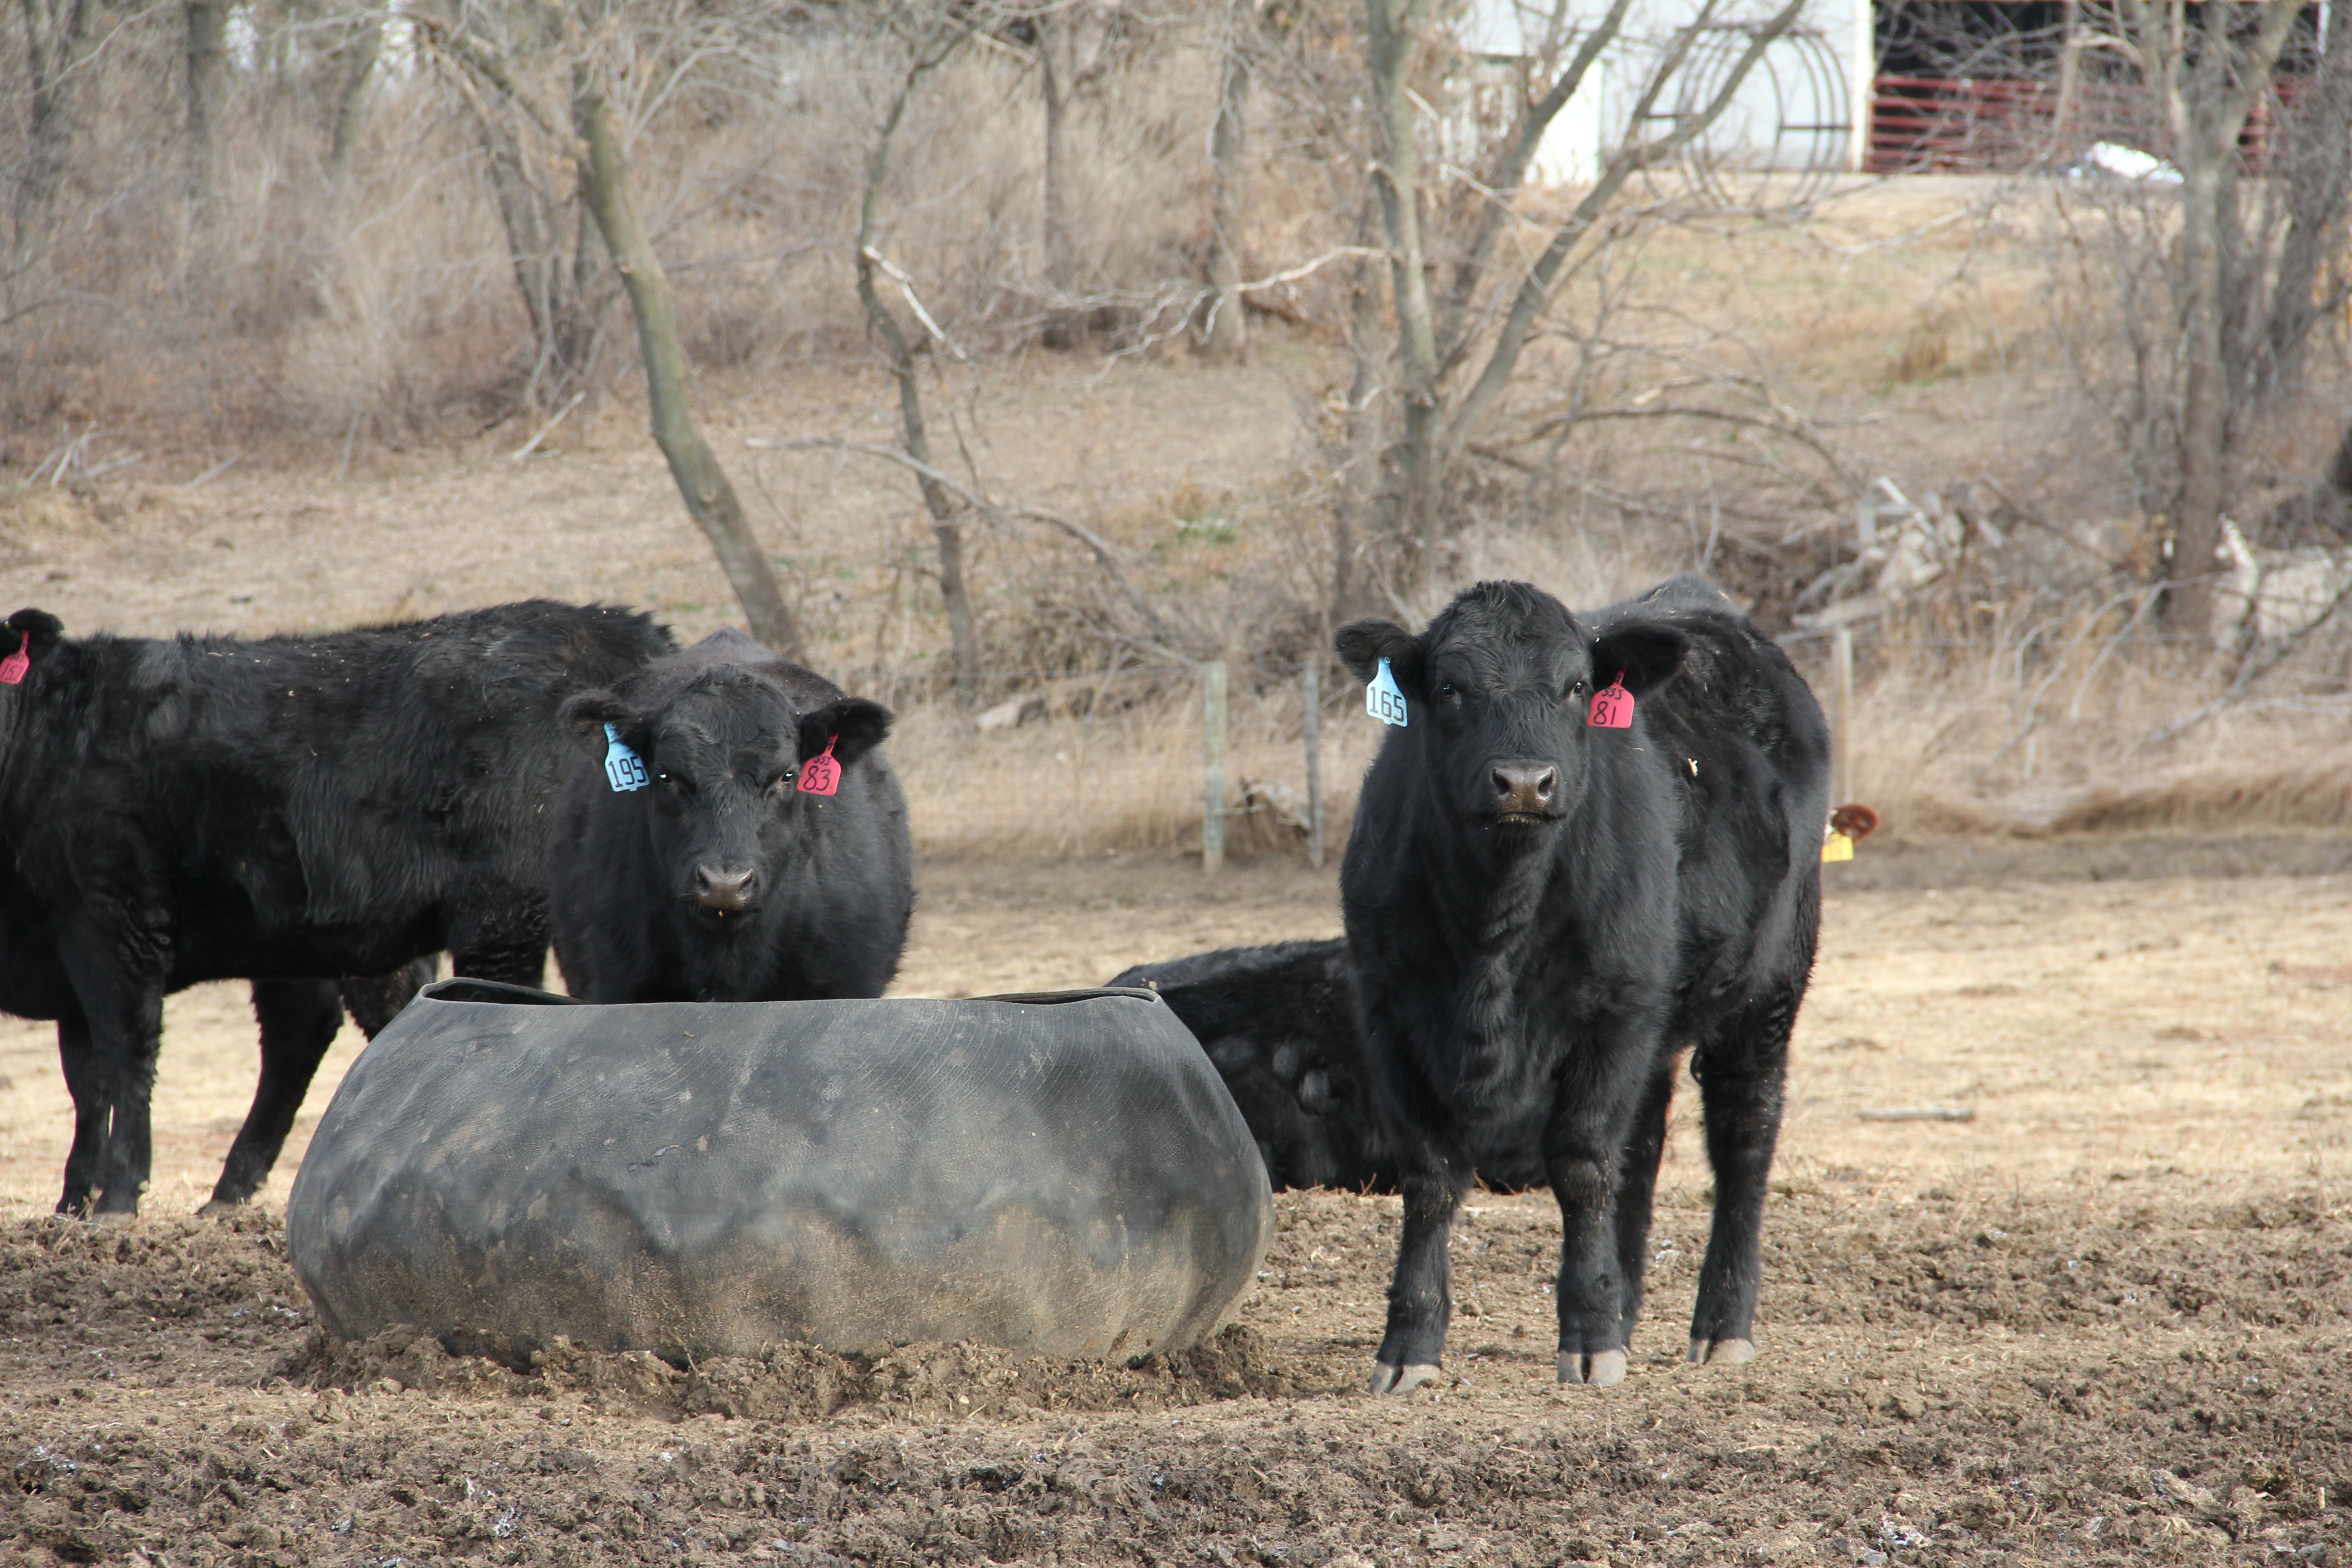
0 602 672 1215
1335 575 1828 1393
1108 941 1549 1194
548 630 913 1003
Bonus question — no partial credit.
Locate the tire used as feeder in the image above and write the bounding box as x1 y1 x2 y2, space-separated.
286 980 1272 1362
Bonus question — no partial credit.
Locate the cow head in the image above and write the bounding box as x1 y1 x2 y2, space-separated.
562 671 892 924
1336 581 1686 842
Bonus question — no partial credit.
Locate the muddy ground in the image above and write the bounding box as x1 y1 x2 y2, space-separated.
3 842 2350 1567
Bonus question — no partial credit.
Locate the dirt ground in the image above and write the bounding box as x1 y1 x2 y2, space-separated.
3 842 2349 1568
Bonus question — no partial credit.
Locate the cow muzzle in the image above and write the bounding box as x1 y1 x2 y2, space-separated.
1490 761 1559 822
694 862 760 915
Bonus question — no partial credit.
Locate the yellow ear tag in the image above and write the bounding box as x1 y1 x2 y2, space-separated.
1821 830 1854 862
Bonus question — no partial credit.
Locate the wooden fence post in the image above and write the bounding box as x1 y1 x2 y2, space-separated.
1202 660 1228 875
1302 663 1325 869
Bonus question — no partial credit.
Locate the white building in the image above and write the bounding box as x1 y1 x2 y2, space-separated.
1456 0 1871 185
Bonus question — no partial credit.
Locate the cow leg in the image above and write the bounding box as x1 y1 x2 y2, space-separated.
1369 1137 1473 1394
54 1014 108 1216
450 906 547 990
1686 984 1799 1367
202 980 345 1215
1609 1056 1679 1348
54 935 166 1217
338 954 436 1037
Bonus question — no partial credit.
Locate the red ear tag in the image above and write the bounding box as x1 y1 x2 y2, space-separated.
1588 671 1632 729
0 630 28 686
796 734 842 797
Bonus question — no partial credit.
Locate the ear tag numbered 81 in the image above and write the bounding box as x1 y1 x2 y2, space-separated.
1366 657 1409 728
602 723 650 793
796 734 842 797
1587 671 1633 730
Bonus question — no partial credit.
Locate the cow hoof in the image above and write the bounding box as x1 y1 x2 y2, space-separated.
1367 1361 1442 1396
1687 1336 1757 1366
1556 1349 1626 1387
196 1197 242 1218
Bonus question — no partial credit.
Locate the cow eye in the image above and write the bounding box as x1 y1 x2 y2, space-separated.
1436 681 1460 705
1568 680 1587 700
658 770 695 798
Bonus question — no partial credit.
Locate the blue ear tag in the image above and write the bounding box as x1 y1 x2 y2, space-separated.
602 723 650 793
1366 657 1409 728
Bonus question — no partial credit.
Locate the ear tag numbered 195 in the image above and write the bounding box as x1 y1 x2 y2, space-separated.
1366 657 1409 728
796 734 842 797
0 629 28 686
1587 671 1633 730
602 723 650 793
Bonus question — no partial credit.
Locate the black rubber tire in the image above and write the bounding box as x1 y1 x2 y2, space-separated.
287 980 1271 1361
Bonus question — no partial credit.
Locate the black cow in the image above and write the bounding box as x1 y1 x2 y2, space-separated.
1107 941 1554 1194
1334 575 1828 1393
0 601 672 1215
547 630 913 1003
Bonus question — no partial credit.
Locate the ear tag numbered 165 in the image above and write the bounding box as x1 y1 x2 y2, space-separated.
1366 657 1409 728
796 734 842 797
603 723 650 793
1587 671 1633 730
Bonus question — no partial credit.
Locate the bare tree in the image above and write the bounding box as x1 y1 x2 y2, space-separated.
1345 0 1804 613
2118 0 2304 634
2046 0 2350 637
12 0 97 250
182 0 227 203
1201 0 1253 360
855 11 983 704
431 2 800 656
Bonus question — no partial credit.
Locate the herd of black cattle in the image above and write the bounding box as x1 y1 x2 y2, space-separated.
0 572 1829 1391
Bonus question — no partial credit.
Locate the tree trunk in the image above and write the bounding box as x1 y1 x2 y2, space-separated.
2169 151 2229 635
1202 0 1251 360
324 18 382 212
860 44 981 707
184 0 229 204
1363 0 1442 603
474 101 603 409
573 69 800 658
2263 0 2352 403
12 0 93 253
1039 15 1078 350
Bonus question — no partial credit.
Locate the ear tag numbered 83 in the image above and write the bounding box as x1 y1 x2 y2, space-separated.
1588 671 1633 730
796 734 842 797
602 723 650 793
1366 657 1409 728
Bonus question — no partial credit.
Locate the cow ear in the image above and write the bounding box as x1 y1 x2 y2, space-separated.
5 608 64 665
559 690 645 755
1591 622 1690 697
1334 620 1426 691
800 697 893 769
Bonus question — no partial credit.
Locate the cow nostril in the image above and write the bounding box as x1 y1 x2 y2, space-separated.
1534 768 1557 799
1492 768 1515 799
695 864 757 909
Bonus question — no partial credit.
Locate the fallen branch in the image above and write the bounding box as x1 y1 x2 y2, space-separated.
1855 1107 1976 1123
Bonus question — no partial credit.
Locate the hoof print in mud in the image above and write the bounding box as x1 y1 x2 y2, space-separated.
287 981 1272 1362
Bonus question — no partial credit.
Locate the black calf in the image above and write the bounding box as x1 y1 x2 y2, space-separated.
1334 576 1827 1392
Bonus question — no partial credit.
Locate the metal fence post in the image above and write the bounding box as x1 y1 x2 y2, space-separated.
1202 660 1228 875
1302 662 1324 869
